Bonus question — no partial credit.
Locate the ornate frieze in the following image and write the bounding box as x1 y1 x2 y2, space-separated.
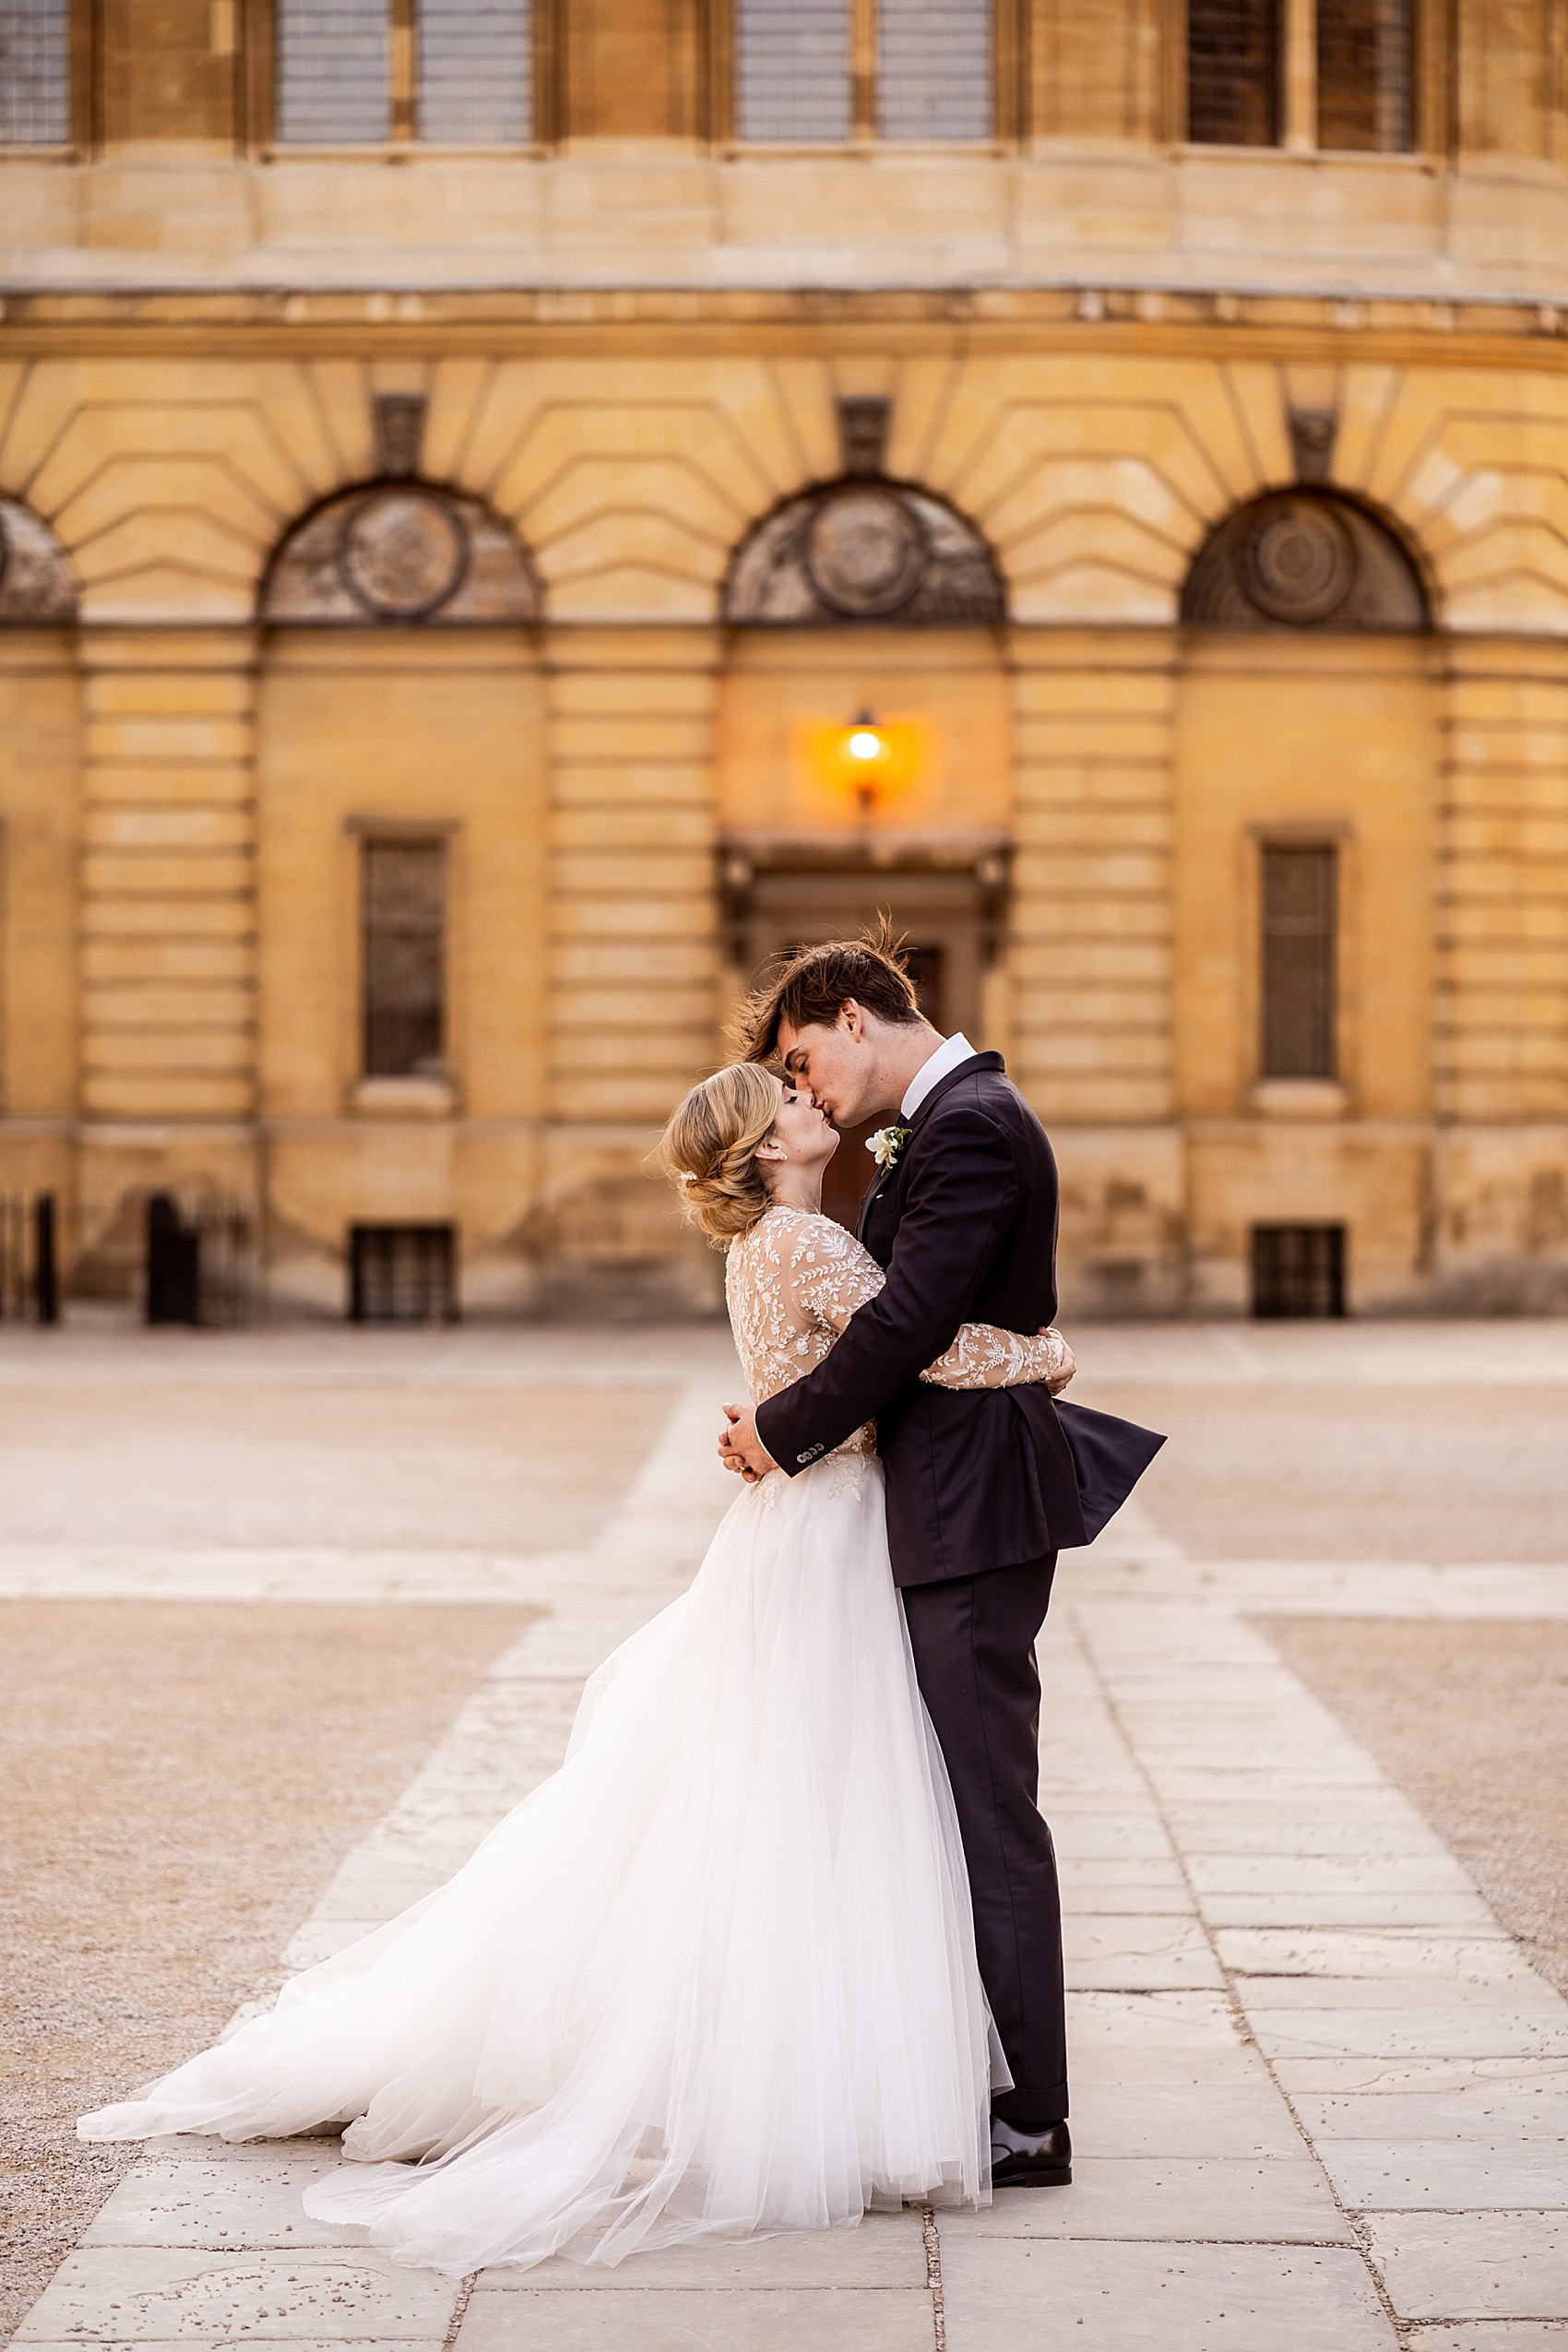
1182 491 1427 631
725 479 1004 627
262 483 540 625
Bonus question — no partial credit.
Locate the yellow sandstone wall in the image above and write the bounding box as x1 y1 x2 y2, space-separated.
0 312 1565 1311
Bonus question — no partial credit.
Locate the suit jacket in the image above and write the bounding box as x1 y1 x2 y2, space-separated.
754 1051 1164 1587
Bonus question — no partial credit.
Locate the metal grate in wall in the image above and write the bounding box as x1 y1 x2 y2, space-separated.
1187 0 1279 146
736 0 852 141
419 0 531 141
1317 0 1410 150
1260 841 1337 1080
277 0 391 144
1252 1223 1347 1318
879 0 992 139
350 1224 458 1324
362 838 446 1078
0 0 70 145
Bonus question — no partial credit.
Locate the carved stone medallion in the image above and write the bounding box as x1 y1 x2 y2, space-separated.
339 488 469 620
804 485 929 618
1239 494 1358 624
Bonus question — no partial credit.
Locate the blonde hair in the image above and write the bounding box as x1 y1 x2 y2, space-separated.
658 1063 780 1247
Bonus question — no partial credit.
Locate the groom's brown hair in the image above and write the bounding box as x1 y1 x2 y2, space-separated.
735 913 925 1062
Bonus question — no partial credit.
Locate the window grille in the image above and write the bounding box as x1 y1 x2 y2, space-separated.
418 0 531 142
737 0 991 141
362 838 446 1078
0 0 70 145
1187 0 1279 146
879 0 991 139
1260 841 1336 1080
1252 1223 1346 1317
350 1223 457 1323
276 0 532 144
278 0 391 143
736 0 853 141
1316 0 1410 150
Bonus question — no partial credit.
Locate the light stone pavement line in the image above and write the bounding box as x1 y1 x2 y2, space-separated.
15 1397 1568 2349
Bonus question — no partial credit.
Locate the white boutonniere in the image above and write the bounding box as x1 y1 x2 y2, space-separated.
866 1124 910 1173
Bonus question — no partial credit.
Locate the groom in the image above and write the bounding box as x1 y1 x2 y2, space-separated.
719 925 1162 2189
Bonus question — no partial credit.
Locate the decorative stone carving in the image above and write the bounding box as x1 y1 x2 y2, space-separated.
0 499 77 624
263 481 539 626
1182 491 1426 632
837 396 892 477
1287 406 1338 483
373 392 428 480
725 478 1004 627
339 488 469 618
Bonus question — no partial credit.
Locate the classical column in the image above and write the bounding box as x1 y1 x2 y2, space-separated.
539 624 724 1311
75 627 259 1293
1009 626 1185 1313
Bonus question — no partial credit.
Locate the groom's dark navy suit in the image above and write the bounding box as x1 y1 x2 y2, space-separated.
755 1051 1162 2124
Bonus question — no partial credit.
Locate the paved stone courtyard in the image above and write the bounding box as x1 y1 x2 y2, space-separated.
3 1316 1566 2350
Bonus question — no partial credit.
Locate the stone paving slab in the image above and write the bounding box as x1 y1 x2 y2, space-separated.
1363 2212 1568 2321
475 2214 929 2287
1317 2143 1568 2210
12 2249 458 2341
936 2240 1398 2351
940 2157 1351 2241
457 2285 937 2350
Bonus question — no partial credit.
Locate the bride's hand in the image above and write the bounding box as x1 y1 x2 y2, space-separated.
719 1402 777 1484
1041 1326 1075 1393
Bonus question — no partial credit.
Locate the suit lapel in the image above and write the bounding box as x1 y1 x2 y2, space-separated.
851 1052 1005 1246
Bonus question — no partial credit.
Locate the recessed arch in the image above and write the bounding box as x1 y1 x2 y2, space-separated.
261 480 540 625
1182 489 1429 632
723 474 1005 626
0 498 77 624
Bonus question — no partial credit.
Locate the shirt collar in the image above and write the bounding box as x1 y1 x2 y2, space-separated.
900 1030 978 1123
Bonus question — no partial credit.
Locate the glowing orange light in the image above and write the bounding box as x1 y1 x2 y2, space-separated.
848 729 885 761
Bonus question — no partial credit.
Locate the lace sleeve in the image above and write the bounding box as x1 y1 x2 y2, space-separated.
921 1324 1076 1393
786 1217 886 1334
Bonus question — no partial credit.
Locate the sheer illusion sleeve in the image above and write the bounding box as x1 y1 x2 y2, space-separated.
786 1217 1074 1394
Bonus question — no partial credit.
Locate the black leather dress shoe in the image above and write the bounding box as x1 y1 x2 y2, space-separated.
991 2115 1072 2187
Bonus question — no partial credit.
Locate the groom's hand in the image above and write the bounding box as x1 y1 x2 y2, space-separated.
719 1403 777 1484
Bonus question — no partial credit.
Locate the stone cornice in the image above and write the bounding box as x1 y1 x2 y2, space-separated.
2 283 1568 369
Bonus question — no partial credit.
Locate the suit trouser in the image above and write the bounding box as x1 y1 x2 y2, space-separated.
900 1552 1067 2125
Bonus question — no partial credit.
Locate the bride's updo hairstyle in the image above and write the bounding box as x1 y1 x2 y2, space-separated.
658 1063 779 1247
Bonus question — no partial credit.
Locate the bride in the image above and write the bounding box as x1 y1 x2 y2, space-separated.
80 1064 1074 2276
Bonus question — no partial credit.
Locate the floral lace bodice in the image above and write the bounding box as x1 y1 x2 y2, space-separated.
726 1206 1075 1459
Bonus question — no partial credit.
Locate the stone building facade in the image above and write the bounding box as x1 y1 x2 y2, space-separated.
1 0 1565 1317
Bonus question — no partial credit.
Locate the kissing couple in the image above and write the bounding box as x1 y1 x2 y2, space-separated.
81 925 1163 2275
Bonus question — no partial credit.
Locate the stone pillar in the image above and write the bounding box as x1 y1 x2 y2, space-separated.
75 627 259 1295
538 624 724 1313
1433 635 1568 1306
1009 626 1185 1314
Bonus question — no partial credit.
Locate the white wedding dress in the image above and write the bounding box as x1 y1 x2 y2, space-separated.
80 1206 1070 2276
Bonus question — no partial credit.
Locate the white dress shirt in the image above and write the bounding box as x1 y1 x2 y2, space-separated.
899 1030 979 1123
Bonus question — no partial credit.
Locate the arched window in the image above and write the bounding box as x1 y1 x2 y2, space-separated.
734 0 992 144
1181 490 1426 632
1186 0 1411 153
0 0 71 145
275 0 532 147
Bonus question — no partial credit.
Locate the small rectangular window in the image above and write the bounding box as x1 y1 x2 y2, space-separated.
1316 0 1411 151
1187 0 1280 146
0 0 70 145
350 1223 457 1323
278 0 392 143
1252 1223 1346 1317
418 0 532 142
1260 841 1336 1080
736 0 853 140
879 0 991 139
362 837 446 1078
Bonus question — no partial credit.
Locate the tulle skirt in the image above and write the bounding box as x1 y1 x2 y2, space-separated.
80 1451 1001 2274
